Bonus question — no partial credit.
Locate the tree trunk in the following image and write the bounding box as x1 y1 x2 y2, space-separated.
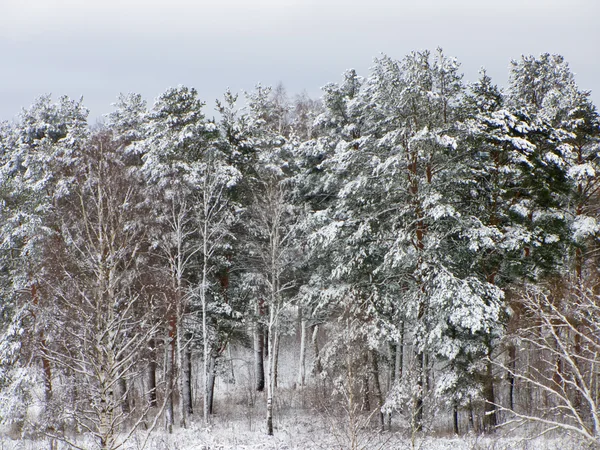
264 326 269 358
228 344 236 385
297 310 307 388
361 346 371 412
389 343 396 391
312 324 322 375
266 329 276 436
266 396 274 436
273 332 280 389
414 351 424 432
396 323 404 381
202 337 211 424
371 351 385 431
482 357 497 432
254 321 265 392
180 339 192 421
386 342 396 430
207 351 217 415
468 401 476 432
165 326 175 433
147 338 157 408
185 345 193 415
453 404 459 435
41 342 53 402
507 343 516 411
177 314 187 429
118 377 129 414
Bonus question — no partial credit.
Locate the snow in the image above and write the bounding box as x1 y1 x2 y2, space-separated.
543 151 564 167
571 215 599 241
0 422 584 450
568 163 596 181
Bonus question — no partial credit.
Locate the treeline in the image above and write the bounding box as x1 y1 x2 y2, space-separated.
0 50 599 449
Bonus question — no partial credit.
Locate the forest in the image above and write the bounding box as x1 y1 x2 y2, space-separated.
0 49 599 450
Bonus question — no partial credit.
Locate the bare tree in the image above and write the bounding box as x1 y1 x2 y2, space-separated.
43 132 160 450
499 283 600 446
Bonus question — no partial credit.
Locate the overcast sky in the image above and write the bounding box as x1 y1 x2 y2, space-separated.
1 0 598 123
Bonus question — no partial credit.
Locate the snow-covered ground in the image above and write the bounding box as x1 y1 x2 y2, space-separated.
0 416 585 450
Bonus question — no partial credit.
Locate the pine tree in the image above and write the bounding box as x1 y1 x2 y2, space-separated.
140 85 241 428
0 95 89 432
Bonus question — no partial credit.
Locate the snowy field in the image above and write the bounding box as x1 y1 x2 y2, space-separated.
0 410 587 450
0 426 585 450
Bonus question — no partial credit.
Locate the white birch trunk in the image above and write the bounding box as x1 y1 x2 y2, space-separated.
297 311 307 389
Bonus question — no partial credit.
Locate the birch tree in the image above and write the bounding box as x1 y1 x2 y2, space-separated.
500 284 600 447
241 86 303 435
44 131 159 450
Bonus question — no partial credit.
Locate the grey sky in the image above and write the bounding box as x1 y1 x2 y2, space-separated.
1 0 598 122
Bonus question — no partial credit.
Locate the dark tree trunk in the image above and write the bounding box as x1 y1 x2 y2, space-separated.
118 377 129 414
165 324 175 433
147 338 157 408
371 351 385 431
254 323 265 392
267 397 273 436
312 324 322 375
41 343 53 402
186 346 193 415
482 357 497 432
182 343 193 416
207 352 217 415
414 351 424 432
507 343 516 411
396 324 404 381
264 326 269 357
453 404 459 435
389 343 396 390
468 401 476 432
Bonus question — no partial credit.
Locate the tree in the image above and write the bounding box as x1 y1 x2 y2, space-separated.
44 131 159 450
499 53 600 441
501 284 600 446
141 85 241 428
236 85 305 435
0 95 89 433
141 85 208 429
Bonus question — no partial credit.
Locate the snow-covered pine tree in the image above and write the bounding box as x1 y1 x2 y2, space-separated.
105 92 148 155
448 70 520 430
294 68 389 433
237 85 304 436
349 50 506 433
504 53 600 430
0 120 34 432
140 85 240 428
0 95 88 433
215 89 269 395
509 54 600 283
